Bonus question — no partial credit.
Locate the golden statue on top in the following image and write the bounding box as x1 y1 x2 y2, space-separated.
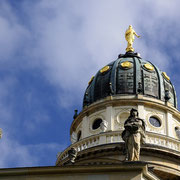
125 25 140 52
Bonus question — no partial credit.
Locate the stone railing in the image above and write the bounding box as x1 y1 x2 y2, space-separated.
58 134 102 161
57 131 180 162
145 132 180 151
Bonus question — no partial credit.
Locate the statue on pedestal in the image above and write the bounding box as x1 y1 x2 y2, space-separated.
122 108 145 161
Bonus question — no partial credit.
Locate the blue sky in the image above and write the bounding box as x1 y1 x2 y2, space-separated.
0 0 180 168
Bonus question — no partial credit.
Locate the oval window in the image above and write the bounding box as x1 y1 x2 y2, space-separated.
77 131 81 141
149 116 161 127
92 118 102 130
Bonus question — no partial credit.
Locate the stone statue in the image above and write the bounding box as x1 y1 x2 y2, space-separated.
165 89 171 102
137 82 143 94
100 120 108 132
0 128 2 139
125 25 140 52
109 82 114 95
122 108 145 161
175 126 180 139
73 109 78 119
68 147 77 163
71 132 77 144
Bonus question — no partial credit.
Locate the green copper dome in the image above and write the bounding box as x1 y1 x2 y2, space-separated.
83 52 177 108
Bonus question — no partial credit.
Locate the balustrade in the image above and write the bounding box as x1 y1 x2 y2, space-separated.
58 131 180 161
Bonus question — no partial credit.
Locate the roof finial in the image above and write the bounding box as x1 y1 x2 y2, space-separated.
125 25 140 52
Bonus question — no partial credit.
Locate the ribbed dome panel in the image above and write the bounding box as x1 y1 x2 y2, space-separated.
83 53 177 108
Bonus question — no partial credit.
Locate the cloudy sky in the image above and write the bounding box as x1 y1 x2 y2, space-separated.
0 0 180 168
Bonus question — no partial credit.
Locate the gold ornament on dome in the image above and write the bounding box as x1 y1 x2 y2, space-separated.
125 25 140 52
144 63 154 71
100 66 110 73
88 76 94 85
121 61 132 69
162 72 170 81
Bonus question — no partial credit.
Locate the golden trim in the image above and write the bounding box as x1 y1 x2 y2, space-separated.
162 72 170 81
88 76 94 85
121 61 132 69
100 66 110 73
144 63 154 71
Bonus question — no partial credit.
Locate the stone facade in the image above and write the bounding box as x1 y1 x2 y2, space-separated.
0 163 162 180
56 93 180 179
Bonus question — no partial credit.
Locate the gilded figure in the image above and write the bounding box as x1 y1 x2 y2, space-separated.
125 25 140 52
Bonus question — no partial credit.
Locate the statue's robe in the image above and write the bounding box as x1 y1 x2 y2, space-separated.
122 117 145 161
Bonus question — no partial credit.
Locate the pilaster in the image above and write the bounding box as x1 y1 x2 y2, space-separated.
106 106 114 131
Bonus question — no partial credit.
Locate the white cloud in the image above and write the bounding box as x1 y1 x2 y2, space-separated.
0 0 179 168
0 2 30 63
0 136 37 167
0 134 65 168
0 76 17 127
0 0 179 108
22 0 180 82
0 0 179 107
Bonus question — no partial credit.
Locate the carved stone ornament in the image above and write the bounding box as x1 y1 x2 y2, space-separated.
121 108 146 161
68 147 77 163
115 108 133 130
71 132 77 144
100 120 108 132
175 126 180 139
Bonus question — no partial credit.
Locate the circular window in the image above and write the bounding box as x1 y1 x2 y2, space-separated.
77 131 81 141
92 118 102 130
149 116 161 127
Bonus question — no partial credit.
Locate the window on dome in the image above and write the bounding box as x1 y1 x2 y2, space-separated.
77 130 81 141
92 118 102 130
149 116 161 127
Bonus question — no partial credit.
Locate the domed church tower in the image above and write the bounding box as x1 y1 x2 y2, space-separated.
56 26 180 180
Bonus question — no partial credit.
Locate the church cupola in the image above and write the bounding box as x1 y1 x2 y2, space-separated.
56 26 180 180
